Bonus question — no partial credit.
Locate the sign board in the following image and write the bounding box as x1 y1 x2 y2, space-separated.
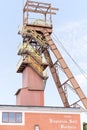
26 113 81 130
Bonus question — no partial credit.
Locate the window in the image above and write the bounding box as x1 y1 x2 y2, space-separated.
35 125 40 130
2 112 22 123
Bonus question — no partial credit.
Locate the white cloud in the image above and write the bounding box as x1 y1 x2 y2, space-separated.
58 21 81 33
53 19 87 69
55 20 87 46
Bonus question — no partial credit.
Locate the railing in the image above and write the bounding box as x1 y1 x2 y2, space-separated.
16 56 25 72
17 43 42 62
31 19 52 27
17 43 48 64
21 26 48 47
29 30 48 46
27 56 44 75
16 55 44 76
16 54 48 78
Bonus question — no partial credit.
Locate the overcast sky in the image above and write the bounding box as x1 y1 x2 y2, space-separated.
0 0 87 111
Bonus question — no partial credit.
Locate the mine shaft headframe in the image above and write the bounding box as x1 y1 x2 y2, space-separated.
23 0 58 26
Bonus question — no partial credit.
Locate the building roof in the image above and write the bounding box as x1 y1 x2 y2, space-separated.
0 105 83 113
